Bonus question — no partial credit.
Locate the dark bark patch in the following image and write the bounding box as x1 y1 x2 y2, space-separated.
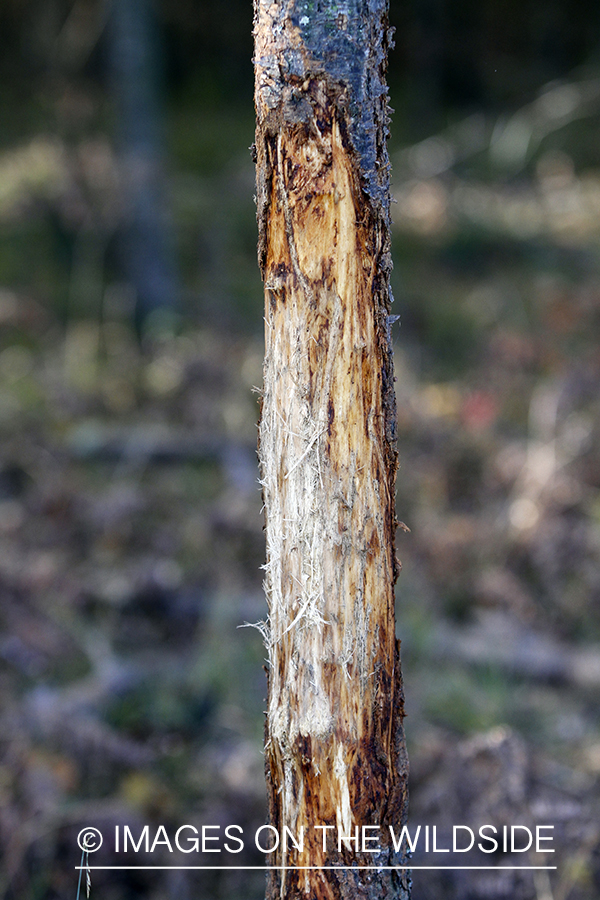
327 397 335 433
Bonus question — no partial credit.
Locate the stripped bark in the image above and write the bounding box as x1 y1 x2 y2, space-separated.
254 2 410 898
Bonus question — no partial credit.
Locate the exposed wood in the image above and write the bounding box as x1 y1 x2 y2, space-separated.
254 2 410 898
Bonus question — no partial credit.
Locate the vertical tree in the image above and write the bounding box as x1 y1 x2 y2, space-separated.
108 0 178 334
254 2 410 899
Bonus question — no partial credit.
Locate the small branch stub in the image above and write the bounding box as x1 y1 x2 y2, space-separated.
254 2 410 898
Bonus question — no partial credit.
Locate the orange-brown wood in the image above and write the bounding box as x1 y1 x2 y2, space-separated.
255 4 409 898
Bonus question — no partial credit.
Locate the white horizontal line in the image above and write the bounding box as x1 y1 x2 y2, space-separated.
75 866 557 871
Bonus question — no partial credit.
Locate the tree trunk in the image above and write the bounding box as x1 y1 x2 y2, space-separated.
254 2 410 898
108 0 178 334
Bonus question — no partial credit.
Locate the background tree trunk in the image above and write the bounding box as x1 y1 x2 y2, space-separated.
254 2 410 898
108 0 178 335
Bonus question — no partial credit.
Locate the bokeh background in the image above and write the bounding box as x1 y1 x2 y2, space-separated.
1 1 600 898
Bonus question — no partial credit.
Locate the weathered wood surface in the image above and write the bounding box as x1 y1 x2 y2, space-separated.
254 2 410 897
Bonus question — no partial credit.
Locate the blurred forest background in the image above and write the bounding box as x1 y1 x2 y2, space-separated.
1 1 600 898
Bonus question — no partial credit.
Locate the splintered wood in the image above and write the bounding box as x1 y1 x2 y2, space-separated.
255 4 409 898
258 102 407 900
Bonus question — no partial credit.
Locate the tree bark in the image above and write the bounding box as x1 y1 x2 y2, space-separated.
254 2 410 898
